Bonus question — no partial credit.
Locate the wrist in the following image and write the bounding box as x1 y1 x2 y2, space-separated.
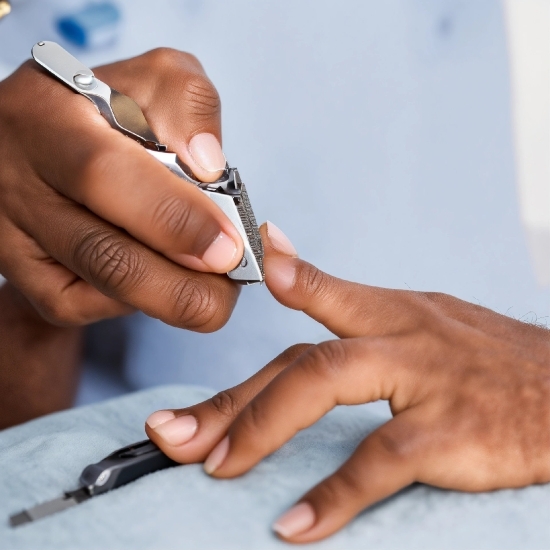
0 282 85 428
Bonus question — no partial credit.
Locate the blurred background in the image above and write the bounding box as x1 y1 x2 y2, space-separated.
0 1 548 407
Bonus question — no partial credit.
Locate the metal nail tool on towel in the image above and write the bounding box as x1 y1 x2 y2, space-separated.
10 439 176 527
31 41 264 284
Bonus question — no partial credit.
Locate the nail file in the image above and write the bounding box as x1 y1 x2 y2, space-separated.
31 40 264 284
9 440 177 527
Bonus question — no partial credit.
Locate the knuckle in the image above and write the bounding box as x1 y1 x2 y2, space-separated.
181 73 221 121
34 293 82 327
177 51 202 69
170 276 220 331
139 48 220 124
297 262 330 300
240 397 267 435
313 467 367 507
376 427 416 461
151 194 193 241
146 47 200 70
72 229 144 293
301 340 351 380
332 465 369 498
279 343 313 362
417 291 452 306
209 390 241 420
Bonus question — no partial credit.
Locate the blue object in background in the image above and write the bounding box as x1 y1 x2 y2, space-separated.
56 2 121 49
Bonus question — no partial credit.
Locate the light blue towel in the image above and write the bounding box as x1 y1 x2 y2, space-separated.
1 385 549 549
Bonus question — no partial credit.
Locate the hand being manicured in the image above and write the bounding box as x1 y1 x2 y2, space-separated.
146 222 550 543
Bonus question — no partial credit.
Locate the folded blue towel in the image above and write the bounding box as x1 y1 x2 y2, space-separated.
1 385 548 549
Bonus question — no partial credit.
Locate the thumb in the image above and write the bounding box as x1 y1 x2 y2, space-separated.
95 48 225 183
262 221 378 338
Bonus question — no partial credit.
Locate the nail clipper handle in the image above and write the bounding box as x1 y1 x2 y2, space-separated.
80 440 177 495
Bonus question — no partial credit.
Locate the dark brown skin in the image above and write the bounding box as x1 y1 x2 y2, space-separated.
0 282 83 429
147 223 550 543
0 49 242 331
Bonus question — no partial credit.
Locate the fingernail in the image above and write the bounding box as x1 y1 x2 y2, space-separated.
272 502 316 539
201 231 238 272
188 133 226 173
266 221 298 256
146 410 175 428
146 412 198 446
265 255 296 290
204 436 229 474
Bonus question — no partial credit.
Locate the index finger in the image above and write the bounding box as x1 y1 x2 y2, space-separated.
203 336 409 478
262 223 422 338
20 187 241 331
145 344 313 464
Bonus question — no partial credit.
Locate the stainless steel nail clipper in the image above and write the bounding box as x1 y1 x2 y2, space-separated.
31 41 264 284
10 439 176 527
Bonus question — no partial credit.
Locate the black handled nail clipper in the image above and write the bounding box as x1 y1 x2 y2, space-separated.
10 439 176 527
31 41 263 284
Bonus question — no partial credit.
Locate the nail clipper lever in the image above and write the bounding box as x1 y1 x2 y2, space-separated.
31 41 264 284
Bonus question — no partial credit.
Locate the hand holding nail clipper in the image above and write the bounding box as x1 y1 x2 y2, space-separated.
0 42 263 329
31 41 263 285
